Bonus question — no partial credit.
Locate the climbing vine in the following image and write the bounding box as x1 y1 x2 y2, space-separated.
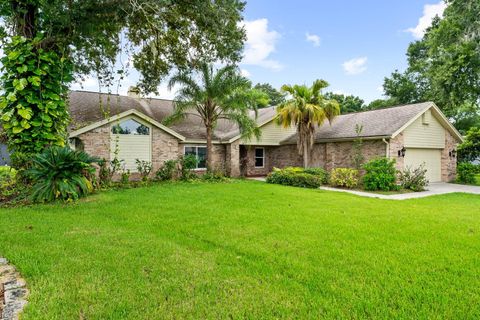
0 35 74 164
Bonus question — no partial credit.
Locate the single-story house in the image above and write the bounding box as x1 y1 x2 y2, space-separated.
68 90 462 182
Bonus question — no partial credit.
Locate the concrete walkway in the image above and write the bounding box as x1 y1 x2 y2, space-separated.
320 182 480 200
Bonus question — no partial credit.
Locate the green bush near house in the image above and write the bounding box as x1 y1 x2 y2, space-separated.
398 165 429 192
27 146 99 202
362 158 399 191
456 162 478 184
266 167 323 188
329 168 359 188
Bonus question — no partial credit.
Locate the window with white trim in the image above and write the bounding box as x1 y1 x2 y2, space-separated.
112 119 150 135
255 147 264 168
184 146 207 169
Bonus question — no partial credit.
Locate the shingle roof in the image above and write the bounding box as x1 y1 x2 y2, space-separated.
281 102 433 144
68 91 276 141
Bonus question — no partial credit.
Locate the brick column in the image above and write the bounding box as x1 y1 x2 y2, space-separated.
226 140 241 177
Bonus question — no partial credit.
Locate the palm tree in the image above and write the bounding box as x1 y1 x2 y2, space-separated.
276 80 340 168
166 63 269 171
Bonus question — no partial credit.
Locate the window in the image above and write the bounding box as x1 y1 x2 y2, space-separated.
112 119 150 135
255 147 264 168
184 146 207 169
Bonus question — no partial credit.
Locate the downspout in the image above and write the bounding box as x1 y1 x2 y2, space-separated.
382 138 389 158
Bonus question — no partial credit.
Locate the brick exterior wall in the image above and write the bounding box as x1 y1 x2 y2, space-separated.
152 127 180 172
77 124 111 160
441 130 458 182
311 140 386 170
225 141 240 177
388 133 404 172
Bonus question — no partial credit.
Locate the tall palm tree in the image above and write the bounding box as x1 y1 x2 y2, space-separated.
166 63 269 171
276 80 340 168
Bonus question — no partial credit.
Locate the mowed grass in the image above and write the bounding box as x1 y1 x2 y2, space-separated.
1 181 480 319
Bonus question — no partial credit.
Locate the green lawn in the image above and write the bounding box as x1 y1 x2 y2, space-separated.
1 181 480 319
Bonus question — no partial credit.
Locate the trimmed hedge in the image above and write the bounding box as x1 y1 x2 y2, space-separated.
266 167 325 188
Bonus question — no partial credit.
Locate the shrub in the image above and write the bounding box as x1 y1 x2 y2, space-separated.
457 162 477 184
98 157 122 187
179 155 198 180
120 169 131 185
0 166 20 202
136 159 153 182
304 167 329 184
362 158 398 191
266 168 322 188
398 165 429 192
27 146 98 202
156 160 178 181
202 170 229 182
329 168 359 188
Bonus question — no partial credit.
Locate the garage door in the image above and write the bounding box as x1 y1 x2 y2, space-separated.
404 148 442 182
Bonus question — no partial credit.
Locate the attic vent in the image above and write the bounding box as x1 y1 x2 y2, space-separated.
422 110 431 125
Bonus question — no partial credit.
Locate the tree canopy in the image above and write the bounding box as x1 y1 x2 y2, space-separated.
382 0 480 132
324 92 365 113
253 83 286 107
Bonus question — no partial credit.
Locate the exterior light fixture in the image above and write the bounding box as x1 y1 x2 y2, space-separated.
449 149 457 158
398 147 406 158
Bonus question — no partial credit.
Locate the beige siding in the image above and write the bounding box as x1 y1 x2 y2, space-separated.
110 116 152 171
403 109 445 149
241 120 296 146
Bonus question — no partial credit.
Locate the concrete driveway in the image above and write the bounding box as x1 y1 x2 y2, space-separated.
320 182 480 200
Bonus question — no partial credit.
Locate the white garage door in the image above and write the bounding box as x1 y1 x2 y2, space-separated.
404 148 442 182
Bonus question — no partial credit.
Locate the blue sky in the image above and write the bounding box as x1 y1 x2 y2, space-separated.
71 1 447 103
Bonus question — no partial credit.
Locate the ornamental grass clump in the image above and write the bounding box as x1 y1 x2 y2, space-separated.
27 146 98 202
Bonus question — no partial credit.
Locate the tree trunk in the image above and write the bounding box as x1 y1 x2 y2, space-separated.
206 125 213 172
11 1 37 38
303 142 309 168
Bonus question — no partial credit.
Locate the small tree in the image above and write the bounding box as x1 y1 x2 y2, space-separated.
351 124 365 170
457 127 480 162
276 80 340 168
166 63 269 171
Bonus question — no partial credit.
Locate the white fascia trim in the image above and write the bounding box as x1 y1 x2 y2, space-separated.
391 103 463 142
69 109 185 141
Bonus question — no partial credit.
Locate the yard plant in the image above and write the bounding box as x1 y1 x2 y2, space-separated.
362 158 398 191
0 181 479 318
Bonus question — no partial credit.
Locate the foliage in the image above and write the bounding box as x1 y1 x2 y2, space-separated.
0 36 73 159
365 98 399 111
456 162 478 184
0 166 21 203
329 168 359 189
362 158 398 191
276 80 340 167
98 158 122 187
135 159 153 182
254 83 286 107
324 92 365 113
27 146 98 202
382 0 480 132
351 124 364 170
1 0 246 161
398 165 429 192
457 127 480 162
155 155 198 181
166 63 268 170
120 169 131 185
266 168 322 189
156 160 178 181
303 167 329 184
201 170 229 182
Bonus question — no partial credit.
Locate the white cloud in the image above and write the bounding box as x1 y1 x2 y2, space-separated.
241 18 282 71
342 57 368 75
305 32 321 47
406 1 447 39
240 69 251 78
